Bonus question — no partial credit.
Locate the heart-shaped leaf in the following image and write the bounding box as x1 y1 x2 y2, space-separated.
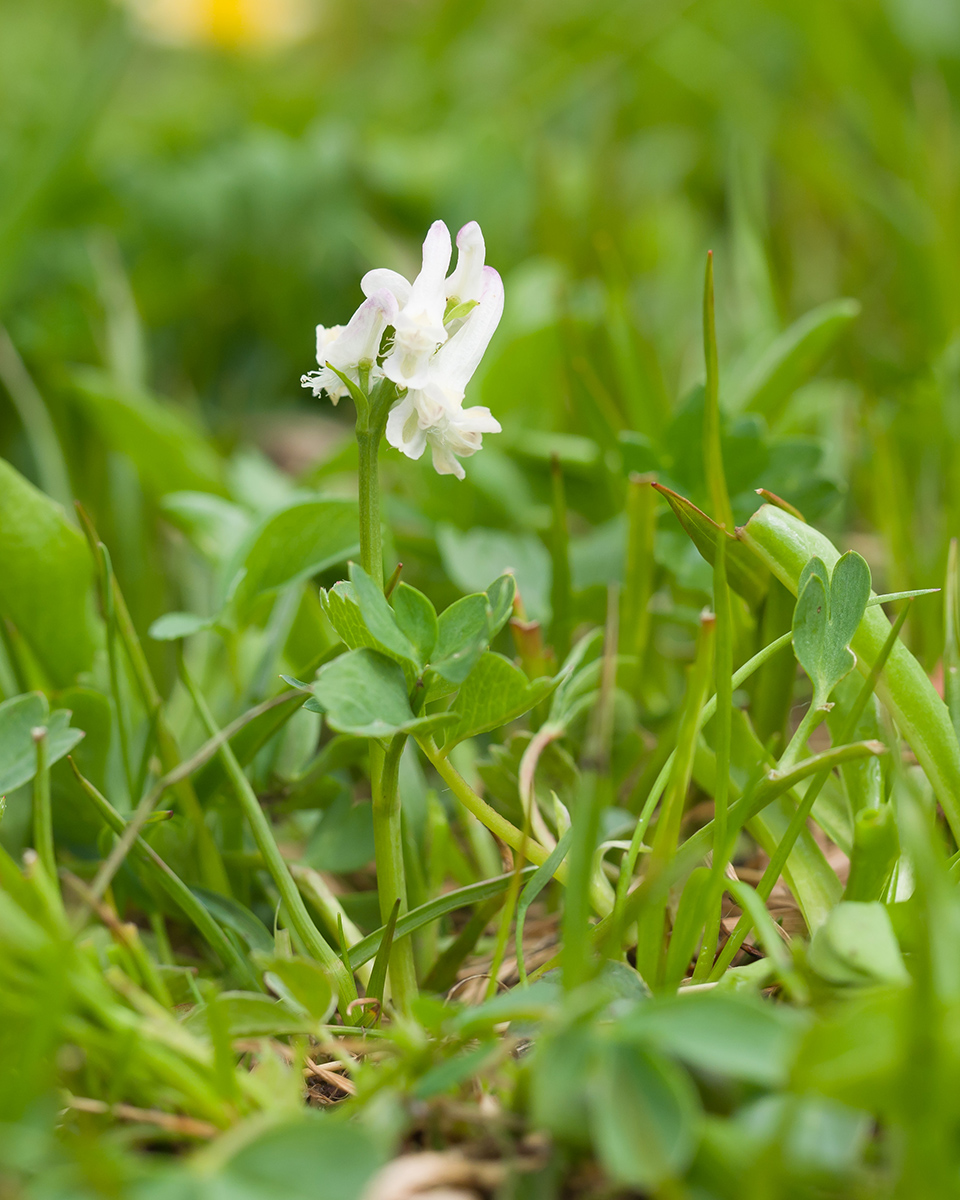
442 652 558 749
308 648 455 739
0 693 85 793
793 552 871 703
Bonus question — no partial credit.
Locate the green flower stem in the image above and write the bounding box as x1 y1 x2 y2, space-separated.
417 735 613 917
372 734 418 1010
357 426 384 587
181 665 356 1007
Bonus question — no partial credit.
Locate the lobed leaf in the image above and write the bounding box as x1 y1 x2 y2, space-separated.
442 652 558 749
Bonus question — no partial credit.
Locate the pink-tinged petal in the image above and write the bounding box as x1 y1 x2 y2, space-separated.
325 290 395 368
428 266 504 398
361 268 412 308
446 221 486 303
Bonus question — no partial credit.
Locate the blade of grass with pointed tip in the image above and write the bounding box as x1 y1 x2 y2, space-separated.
366 898 401 1013
703 252 734 531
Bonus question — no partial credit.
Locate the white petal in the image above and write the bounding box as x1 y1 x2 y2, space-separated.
325 290 396 369
361 268 412 308
445 221 486 303
455 405 501 434
386 395 427 460
426 266 504 400
315 324 344 364
408 220 452 317
429 437 466 480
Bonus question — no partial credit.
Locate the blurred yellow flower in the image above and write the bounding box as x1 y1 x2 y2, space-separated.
127 0 316 48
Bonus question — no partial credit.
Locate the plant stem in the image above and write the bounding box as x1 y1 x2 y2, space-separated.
357 427 384 587
778 700 828 773
32 726 55 884
694 535 733 982
372 735 418 1010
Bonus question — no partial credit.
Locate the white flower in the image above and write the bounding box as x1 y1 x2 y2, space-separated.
386 265 504 480
361 220 490 390
386 396 501 480
300 289 396 404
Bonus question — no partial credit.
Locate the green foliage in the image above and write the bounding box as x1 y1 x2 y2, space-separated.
6 2 960 1195
0 457 99 686
0 692 83 792
793 552 872 703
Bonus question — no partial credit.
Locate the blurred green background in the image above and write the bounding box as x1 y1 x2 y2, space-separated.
3 0 960 663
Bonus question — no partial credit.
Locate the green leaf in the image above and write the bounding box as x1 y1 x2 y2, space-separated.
442 652 558 749
348 562 417 664
590 1043 699 1190
255 956 337 1021
793 551 872 701
305 794 374 873
183 992 315 1037
191 887 274 953
654 481 769 605
319 581 377 651
392 582 438 666
229 497 359 611
430 593 490 684
70 367 225 496
808 901 909 986
617 992 806 1087
309 649 455 738
438 525 552 623
0 693 84 793
160 491 251 565
0 457 101 686
215 1115 384 1200
530 1026 595 1146
733 298 861 421
148 611 216 641
485 572 517 637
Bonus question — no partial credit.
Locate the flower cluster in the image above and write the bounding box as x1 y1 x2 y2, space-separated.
301 221 503 480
